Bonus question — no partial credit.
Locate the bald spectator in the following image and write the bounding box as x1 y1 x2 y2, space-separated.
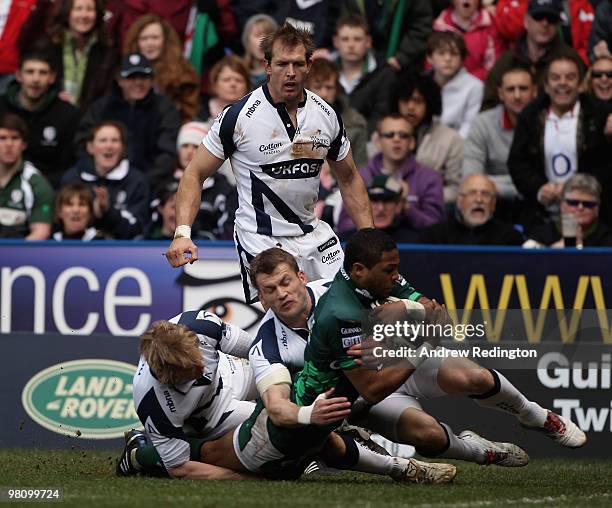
483 0 569 109
420 174 524 245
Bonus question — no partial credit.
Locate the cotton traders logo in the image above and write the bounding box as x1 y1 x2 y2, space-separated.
21 359 139 439
260 158 323 179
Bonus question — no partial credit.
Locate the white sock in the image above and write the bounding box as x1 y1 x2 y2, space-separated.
353 441 403 476
472 370 547 427
433 423 485 464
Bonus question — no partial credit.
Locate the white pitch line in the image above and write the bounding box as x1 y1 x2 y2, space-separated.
415 492 612 508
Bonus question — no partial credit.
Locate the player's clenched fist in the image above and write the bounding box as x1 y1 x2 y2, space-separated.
166 237 199 267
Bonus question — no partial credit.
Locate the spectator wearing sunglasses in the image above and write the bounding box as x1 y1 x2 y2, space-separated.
483 0 570 109
508 50 612 229
524 174 612 247
335 113 445 235
495 0 594 64
585 56 612 102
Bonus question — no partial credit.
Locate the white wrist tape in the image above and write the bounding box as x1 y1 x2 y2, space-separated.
297 404 314 425
297 393 326 425
174 225 192 239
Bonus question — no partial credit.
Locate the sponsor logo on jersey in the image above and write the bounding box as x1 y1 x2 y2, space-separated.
340 321 362 349
317 237 338 253
342 335 362 348
21 359 139 439
164 390 176 413
310 95 331 116
280 327 289 349
310 135 330 150
322 249 341 264
245 99 261 118
10 189 23 204
260 158 323 179
259 141 283 154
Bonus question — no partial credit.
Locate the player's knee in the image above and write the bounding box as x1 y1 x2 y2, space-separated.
465 368 495 395
397 411 446 449
441 367 493 395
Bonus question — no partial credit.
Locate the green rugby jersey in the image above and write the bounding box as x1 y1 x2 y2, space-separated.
293 267 421 408
237 267 422 472
0 161 54 237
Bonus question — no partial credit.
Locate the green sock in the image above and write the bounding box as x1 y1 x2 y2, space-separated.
134 445 166 476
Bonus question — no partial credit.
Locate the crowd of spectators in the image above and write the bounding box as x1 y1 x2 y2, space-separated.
0 0 611 247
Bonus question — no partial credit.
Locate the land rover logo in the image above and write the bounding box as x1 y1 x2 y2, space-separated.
21 359 139 439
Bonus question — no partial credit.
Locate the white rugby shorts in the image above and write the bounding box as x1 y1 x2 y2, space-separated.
234 220 343 303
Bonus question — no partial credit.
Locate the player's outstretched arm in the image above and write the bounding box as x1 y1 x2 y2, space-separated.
166 145 224 267
262 384 351 428
328 150 373 230
168 460 259 480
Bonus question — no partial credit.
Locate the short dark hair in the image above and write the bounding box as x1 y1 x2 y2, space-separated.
546 48 586 82
250 248 300 289
500 64 535 85
343 228 398 271
261 23 315 63
335 14 370 35
87 120 128 146
376 112 412 134
19 47 56 72
0 113 28 139
389 72 442 124
306 58 339 87
55 183 94 224
426 31 467 61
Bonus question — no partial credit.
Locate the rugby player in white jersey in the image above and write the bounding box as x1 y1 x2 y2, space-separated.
116 310 258 478
166 23 373 302
247 245 586 469
118 308 453 482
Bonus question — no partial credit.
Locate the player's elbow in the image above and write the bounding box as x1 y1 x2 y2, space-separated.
167 461 190 479
266 403 290 427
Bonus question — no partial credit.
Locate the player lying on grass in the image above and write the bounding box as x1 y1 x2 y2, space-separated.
246 235 585 469
118 309 453 482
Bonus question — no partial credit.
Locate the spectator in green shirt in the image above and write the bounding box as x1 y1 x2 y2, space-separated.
0 112 54 239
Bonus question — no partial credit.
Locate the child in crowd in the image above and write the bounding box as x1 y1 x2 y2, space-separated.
426 31 484 138
433 0 505 81
53 182 103 241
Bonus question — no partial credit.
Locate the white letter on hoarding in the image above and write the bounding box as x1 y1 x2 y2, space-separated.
537 352 569 388
104 268 151 336
553 399 580 420
52 267 100 334
1 266 45 333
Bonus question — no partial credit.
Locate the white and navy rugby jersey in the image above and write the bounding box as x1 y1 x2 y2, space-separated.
249 279 332 395
202 84 350 237
132 311 253 469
